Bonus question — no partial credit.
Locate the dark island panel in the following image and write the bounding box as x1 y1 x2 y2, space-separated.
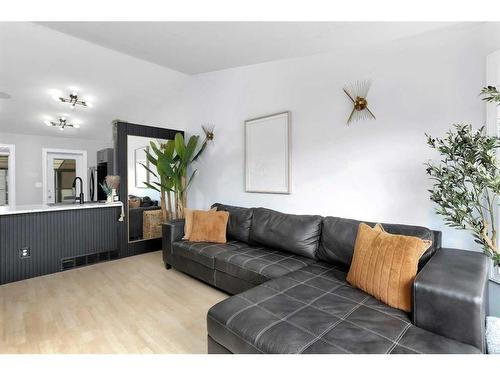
0 206 121 284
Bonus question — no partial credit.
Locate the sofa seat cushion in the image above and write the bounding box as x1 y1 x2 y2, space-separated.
214 245 317 285
207 263 480 354
172 240 250 269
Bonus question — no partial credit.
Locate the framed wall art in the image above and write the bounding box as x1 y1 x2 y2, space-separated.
245 111 291 194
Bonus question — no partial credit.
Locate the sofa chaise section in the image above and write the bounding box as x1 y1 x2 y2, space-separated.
207 262 481 354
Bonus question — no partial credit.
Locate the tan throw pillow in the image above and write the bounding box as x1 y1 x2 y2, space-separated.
189 210 229 244
183 208 195 240
346 223 431 312
183 207 217 240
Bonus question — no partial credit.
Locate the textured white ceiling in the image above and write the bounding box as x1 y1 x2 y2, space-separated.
38 22 461 74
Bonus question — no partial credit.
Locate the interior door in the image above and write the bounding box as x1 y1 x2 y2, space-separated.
46 152 85 204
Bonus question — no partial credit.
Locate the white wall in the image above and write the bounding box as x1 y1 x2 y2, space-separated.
0 132 111 205
184 27 494 253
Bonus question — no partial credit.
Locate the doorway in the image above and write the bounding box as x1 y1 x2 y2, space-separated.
0 144 15 207
42 149 87 205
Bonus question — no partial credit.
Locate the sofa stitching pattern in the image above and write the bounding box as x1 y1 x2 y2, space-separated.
196 240 246 255
236 287 423 354
225 267 334 325
236 294 350 354
267 275 410 324
256 255 301 274
239 250 282 268
174 240 250 260
257 254 310 274
253 282 345 344
260 285 422 353
297 295 370 353
224 246 265 262
386 323 412 354
193 241 240 256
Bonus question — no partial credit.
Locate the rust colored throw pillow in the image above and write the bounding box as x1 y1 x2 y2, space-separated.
183 207 216 240
189 210 230 244
346 223 431 312
183 208 195 240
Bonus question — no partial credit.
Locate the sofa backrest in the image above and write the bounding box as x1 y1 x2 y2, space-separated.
212 203 253 243
317 216 441 270
249 207 322 259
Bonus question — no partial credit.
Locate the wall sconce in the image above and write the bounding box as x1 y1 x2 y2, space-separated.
343 80 376 125
202 124 215 141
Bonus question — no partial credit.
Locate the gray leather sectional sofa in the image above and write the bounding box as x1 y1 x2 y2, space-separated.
162 203 489 354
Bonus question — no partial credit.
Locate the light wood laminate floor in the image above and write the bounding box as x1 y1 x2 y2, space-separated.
0 251 228 353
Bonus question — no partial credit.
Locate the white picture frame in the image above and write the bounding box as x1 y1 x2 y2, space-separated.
245 111 291 194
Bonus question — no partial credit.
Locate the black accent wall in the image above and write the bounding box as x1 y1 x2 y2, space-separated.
0 206 120 284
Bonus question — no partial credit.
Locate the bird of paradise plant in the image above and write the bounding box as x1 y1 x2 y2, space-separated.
141 128 213 221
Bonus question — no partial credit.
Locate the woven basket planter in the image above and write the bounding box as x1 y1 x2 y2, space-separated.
143 209 164 239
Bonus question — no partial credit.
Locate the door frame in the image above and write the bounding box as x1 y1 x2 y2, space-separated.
42 148 88 205
0 144 16 207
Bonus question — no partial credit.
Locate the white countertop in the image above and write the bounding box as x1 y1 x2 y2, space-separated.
0 201 123 216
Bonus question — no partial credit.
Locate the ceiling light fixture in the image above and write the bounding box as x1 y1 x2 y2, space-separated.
59 92 88 107
44 117 80 130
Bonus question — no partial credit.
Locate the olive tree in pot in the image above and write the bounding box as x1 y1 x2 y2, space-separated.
425 86 500 265
141 130 211 221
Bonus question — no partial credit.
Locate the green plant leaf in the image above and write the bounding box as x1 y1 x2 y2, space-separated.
174 133 185 160
192 139 208 162
143 182 160 192
164 139 175 159
185 135 199 163
182 169 198 192
139 162 158 178
145 149 158 167
157 153 175 178
150 141 162 156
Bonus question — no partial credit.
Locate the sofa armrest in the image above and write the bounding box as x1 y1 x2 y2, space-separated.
162 219 185 268
413 248 489 352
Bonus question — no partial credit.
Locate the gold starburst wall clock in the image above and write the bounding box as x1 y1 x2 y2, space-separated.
343 80 376 125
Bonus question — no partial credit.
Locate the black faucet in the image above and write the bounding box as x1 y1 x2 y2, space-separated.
72 177 84 204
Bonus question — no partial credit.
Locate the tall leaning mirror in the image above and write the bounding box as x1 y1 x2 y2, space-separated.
127 135 162 242
115 122 181 257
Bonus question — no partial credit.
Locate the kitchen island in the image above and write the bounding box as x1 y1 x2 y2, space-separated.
0 202 123 284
